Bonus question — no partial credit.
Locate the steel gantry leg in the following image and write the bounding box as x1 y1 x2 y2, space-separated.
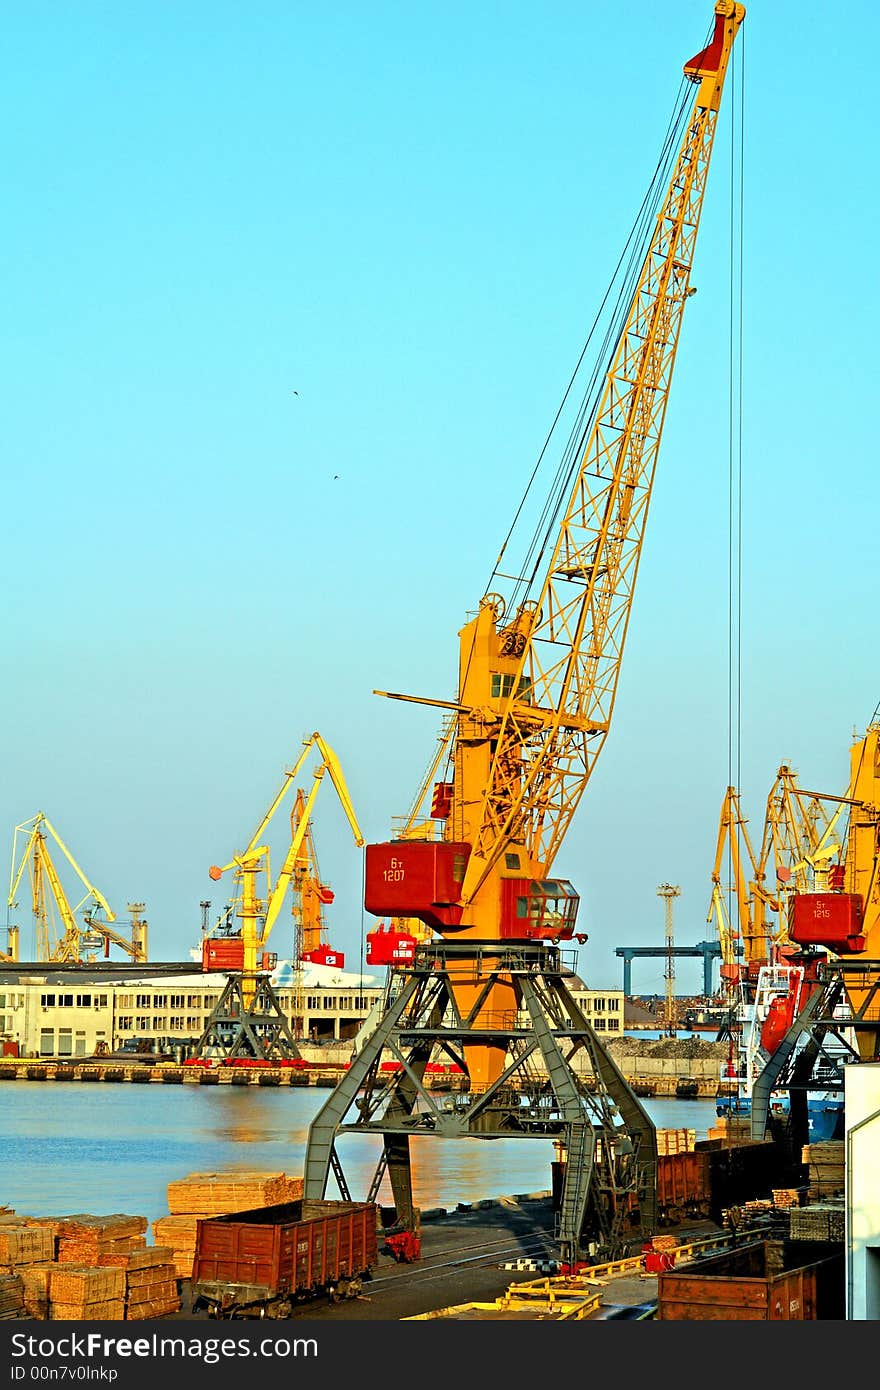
302 970 423 1199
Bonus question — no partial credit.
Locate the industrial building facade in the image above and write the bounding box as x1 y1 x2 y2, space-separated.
0 965 622 1057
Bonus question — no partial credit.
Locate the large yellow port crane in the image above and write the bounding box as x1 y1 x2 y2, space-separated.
303 2 745 1265
750 719 880 1142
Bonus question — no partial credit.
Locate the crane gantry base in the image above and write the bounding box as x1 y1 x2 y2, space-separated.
302 940 658 1265
749 957 880 1147
193 974 301 1062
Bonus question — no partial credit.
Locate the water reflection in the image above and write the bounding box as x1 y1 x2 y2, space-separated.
0 1083 718 1229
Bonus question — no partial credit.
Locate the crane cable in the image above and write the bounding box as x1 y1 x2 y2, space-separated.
726 28 745 965
489 72 697 612
439 73 696 801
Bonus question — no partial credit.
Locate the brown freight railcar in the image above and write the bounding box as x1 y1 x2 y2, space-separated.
657 1238 844 1320
192 1199 378 1318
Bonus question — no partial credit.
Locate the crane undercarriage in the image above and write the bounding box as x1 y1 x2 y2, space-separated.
303 941 658 1265
750 956 880 1148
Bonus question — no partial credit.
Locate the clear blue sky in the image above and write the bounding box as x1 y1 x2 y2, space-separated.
3 1 877 995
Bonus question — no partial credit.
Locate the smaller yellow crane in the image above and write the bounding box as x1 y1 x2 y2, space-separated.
6 813 145 963
205 732 364 996
195 733 365 1061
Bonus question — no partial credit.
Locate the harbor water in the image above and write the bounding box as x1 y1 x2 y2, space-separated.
0 1082 718 1229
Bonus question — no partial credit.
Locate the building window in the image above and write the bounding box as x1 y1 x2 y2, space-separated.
58 994 74 1008
186 1017 199 1032
322 997 336 1011
76 994 92 1008
152 995 168 1009
118 1017 133 1032
187 995 201 1009
202 996 216 1010
75 1032 86 1056
170 1017 184 1032
153 1017 167 1031
97 995 108 1008
136 994 150 1009
0 994 5 1009
40 994 56 1008
307 997 319 1011
58 1030 73 1056
594 997 605 1012
594 1017 606 1030
118 994 134 1009
170 994 184 1009
136 1016 150 1032
609 998 620 1012
39 1029 54 1056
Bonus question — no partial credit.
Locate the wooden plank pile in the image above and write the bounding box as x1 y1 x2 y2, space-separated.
120 1247 179 1321
154 1171 304 1280
0 1274 24 1321
19 1264 54 1319
789 1203 846 1243
55 1215 148 1265
0 1209 180 1320
708 1115 753 1143
0 1225 55 1267
656 1128 696 1156
166 1171 303 1215
802 1142 845 1198
49 1266 126 1321
771 1187 806 1210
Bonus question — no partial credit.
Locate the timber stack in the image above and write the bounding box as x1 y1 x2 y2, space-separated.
153 1170 304 1278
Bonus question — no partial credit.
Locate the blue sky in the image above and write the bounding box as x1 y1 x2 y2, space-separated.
3 1 878 995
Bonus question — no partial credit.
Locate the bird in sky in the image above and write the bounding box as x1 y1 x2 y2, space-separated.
291 389 299 396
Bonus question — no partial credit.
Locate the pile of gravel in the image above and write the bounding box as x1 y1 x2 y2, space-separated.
608 1035 727 1061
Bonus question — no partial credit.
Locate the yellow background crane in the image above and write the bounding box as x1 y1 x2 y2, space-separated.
6 812 146 963
205 732 364 1009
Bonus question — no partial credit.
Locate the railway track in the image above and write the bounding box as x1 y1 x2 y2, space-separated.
367 1231 559 1295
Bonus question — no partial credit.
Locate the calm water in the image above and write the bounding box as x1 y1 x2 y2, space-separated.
0 1083 718 1229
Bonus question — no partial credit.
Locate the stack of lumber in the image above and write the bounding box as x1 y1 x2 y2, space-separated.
708 1115 753 1143
151 1217 202 1281
789 1202 846 1242
154 1171 304 1280
49 1266 125 1321
55 1215 148 1265
0 1273 24 1320
119 1246 180 1320
0 1225 55 1268
771 1187 806 1209
19 1264 53 1319
656 1128 695 1156
802 1141 845 1198
166 1171 303 1215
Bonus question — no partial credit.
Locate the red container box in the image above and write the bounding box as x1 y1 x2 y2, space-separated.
201 938 245 971
366 926 417 967
789 893 865 952
364 841 469 929
302 944 345 969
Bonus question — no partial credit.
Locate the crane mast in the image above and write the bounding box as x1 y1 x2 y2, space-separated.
458 8 743 907
369 2 745 951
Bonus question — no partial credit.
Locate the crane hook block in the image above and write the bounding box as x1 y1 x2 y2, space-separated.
208 865 223 881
